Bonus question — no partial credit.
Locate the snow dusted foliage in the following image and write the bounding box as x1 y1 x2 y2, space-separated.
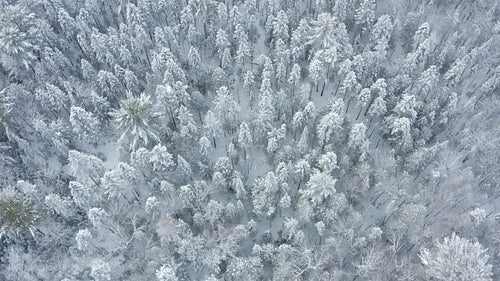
70 106 100 144
75 228 92 251
67 150 104 186
0 0 498 280
90 260 112 281
44 193 74 219
156 263 178 281
419 233 493 281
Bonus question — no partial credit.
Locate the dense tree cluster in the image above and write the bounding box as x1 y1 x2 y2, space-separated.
0 0 498 280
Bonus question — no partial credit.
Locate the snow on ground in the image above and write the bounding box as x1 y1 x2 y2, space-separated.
96 139 121 170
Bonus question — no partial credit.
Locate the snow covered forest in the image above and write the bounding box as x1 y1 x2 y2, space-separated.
0 0 499 280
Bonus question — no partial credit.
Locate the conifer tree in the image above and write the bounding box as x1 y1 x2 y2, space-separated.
0 187 39 238
111 93 161 151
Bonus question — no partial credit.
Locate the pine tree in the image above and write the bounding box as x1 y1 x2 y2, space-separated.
149 144 175 172
35 83 70 116
57 7 78 39
217 2 228 26
252 172 279 219
317 99 344 148
394 94 418 121
203 110 222 148
111 93 161 151
156 263 178 281
88 207 107 227
368 95 387 117
370 14 393 47
90 260 112 281
274 43 289 84
288 63 302 88
177 105 198 139
386 116 413 151
362 78 387 117
355 0 376 31
273 10 289 41
300 170 337 208
81 59 97 80
85 91 111 123
318 152 337 173
97 70 124 104
188 46 201 71
308 57 325 93
339 70 361 110
221 47 232 70
307 13 337 51
266 124 286 155
44 193 74 219
177 155 193 179
404 22 434 72
229 5 242 30
75 228 92 252
101 162 141 201
32 118 70 156
236 39 252 66
232 172 247 199
0 4 38 75
243 70 255 90
213 86 240 131
216 29 230 57
90 28 113 65
290 18 310 61
70 106 100 144
279 192 291 211
69 181 93 210
204 200 224 228
0 187 39 237
297 126 309 153
199 136 212 157
295 158 311 189
67 150 104 186
227 256 263 281
417 65 439 99
348 123 369 163
238 121 253 159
